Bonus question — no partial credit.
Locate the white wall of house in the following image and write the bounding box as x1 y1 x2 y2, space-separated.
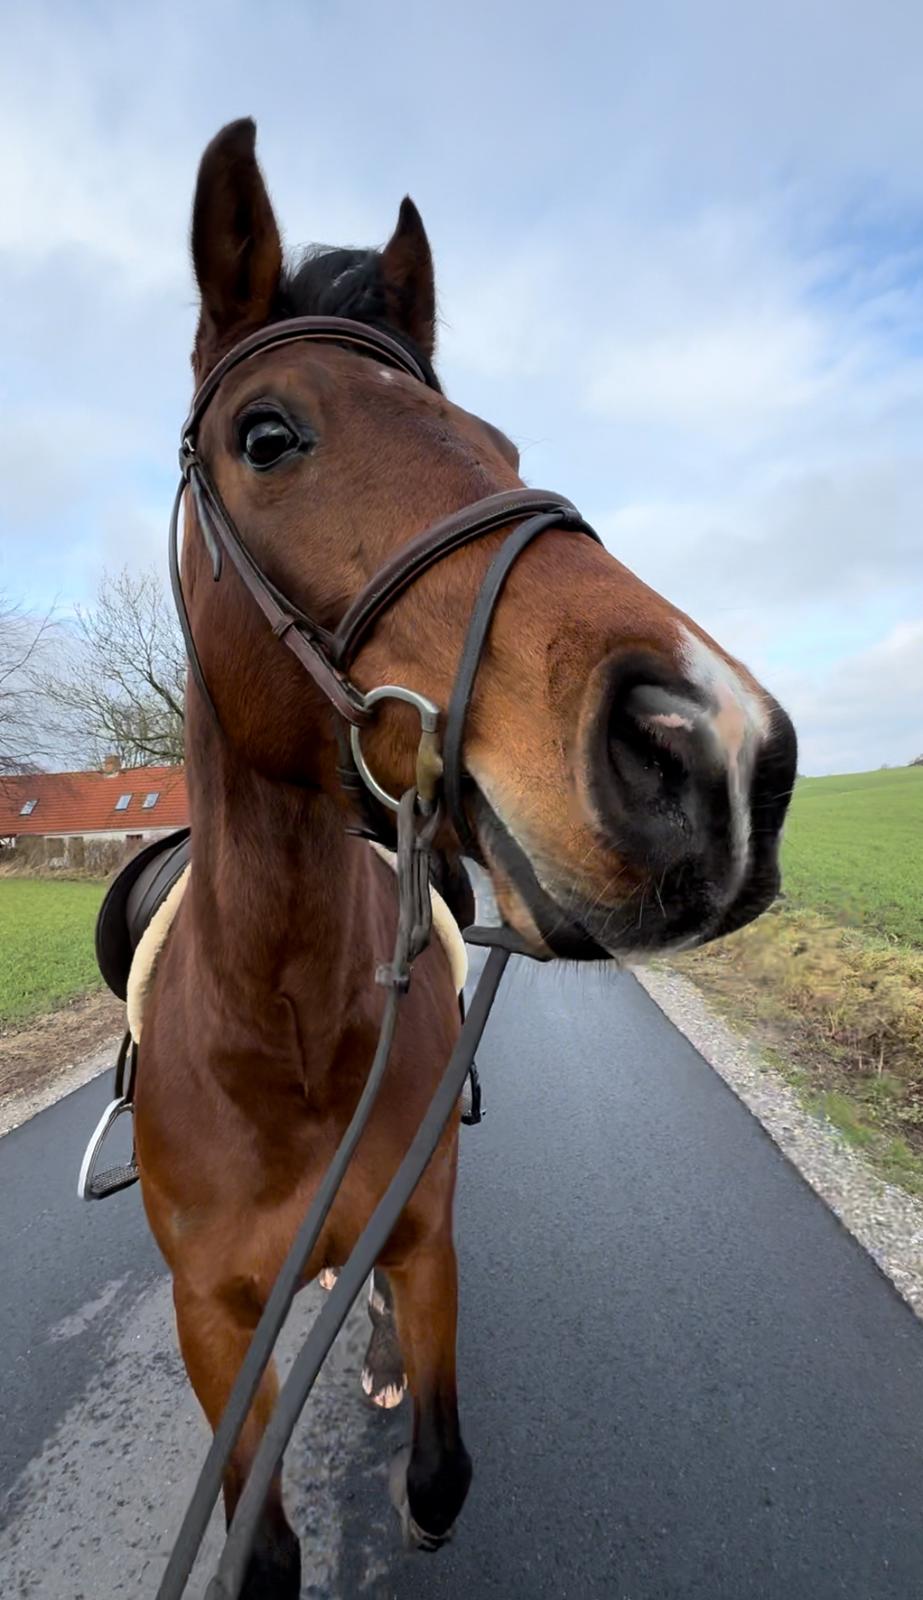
36 828 177 842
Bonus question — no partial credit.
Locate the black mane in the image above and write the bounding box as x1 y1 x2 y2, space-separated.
278 246 441 391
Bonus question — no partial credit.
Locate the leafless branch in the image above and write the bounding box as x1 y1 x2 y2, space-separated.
0 594 57 774
37 567 185 767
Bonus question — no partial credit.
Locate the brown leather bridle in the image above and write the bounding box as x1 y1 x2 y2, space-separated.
159 314 606 1599
169 313 599 854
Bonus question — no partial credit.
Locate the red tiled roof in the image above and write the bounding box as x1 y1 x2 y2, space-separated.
0 765 188 836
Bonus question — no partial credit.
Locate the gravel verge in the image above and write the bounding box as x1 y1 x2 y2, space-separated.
636 963 923 1319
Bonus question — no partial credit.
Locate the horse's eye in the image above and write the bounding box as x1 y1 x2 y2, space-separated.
238 413 301 470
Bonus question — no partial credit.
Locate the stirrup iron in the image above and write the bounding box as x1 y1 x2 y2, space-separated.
77 1032 140 1201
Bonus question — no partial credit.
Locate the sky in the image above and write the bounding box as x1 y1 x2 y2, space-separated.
1 0 921 775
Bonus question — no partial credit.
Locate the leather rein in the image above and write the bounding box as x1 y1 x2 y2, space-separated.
159 314 602 1599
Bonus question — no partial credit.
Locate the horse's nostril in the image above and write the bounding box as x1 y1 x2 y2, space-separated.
607 707 681 812
605 678 722 872
627 684 697 739
587 652 794 948
611 684 697 792
624 683 729 771
591 653 741 894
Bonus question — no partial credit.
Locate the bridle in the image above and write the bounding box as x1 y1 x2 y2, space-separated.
159 314 604 1599
169 312 599 858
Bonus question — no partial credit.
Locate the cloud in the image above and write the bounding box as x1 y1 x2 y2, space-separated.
1 0 922 774
770 619 923 774
601 452 923 620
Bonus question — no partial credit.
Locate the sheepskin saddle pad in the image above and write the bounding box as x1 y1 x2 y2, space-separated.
126 846 468 1044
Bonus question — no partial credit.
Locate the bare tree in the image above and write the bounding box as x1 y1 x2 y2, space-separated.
41 568 185 767
0 593 55 775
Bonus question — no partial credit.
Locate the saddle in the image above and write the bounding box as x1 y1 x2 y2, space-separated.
95 827 191 1002
79 828 192 1202
81 828 482 1202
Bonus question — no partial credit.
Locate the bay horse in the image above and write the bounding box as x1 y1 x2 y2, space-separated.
137 118 796 1597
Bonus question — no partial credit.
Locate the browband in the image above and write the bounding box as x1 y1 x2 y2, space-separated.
182 315 429 445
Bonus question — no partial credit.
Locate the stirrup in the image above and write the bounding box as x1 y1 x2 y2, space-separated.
77 1033 140 1201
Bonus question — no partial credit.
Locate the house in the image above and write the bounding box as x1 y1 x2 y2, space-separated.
0 758 188 852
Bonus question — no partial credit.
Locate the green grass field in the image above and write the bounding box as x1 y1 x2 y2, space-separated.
0 878 105 1026
780 766 923 946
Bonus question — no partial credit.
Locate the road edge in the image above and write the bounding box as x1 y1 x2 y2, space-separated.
635 964 923 1320
0 1038 117 1140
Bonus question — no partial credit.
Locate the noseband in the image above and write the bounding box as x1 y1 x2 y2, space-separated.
169 313 600 851
160 315 604 1600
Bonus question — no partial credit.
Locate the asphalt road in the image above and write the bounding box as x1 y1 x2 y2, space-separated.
2 959 923 1599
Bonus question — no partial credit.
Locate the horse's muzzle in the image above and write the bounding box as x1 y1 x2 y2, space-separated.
583 649 798 952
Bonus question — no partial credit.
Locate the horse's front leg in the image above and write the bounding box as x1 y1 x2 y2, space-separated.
385 1236 472 1550
173 1277 301 1600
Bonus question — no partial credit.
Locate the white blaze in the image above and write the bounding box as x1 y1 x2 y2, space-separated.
679 624 768 887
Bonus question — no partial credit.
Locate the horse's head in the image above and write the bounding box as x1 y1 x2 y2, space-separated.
184 119 796 962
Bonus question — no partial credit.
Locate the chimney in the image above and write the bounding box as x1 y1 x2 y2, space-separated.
102 754 120 776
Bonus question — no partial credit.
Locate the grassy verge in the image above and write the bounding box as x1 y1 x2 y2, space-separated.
0 878 106 1027
672 766 923 1194
674 904 923 1195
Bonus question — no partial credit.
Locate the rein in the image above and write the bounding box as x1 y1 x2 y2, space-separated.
158 314 602 1598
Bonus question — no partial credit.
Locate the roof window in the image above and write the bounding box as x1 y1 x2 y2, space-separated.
114 793 132 812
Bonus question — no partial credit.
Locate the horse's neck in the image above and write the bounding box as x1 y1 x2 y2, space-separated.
185 724 374 1049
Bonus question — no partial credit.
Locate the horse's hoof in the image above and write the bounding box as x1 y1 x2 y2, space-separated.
361 1364 407 1409
388 1446 454 1553
318 1266 338 1292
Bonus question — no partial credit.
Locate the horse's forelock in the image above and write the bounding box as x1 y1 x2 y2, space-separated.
277 246 442 391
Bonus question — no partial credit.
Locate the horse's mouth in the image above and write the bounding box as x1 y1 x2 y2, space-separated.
470 794 612 963
469 790 781 964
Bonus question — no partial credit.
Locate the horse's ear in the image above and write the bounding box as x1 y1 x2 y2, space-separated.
380 198 436 359
191 118 282 353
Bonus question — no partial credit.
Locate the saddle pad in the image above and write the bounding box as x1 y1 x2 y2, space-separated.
126 848 468 1043
126 867 190 1042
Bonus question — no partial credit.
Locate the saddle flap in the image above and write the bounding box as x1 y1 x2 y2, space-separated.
95 827 191 1000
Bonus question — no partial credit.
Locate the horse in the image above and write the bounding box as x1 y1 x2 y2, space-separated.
134 117 797 1598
